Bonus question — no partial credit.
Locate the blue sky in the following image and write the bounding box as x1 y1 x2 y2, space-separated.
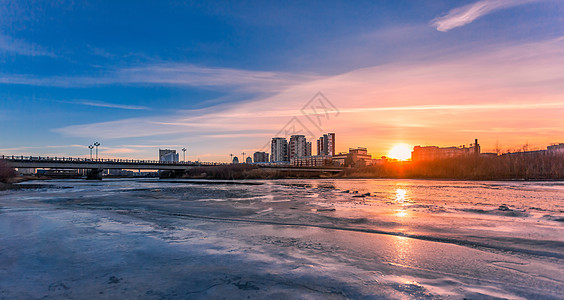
1 0 564 161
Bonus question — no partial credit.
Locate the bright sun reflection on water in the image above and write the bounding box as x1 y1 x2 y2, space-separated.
395 188 407 203
395 210 408 217
394 188 409 217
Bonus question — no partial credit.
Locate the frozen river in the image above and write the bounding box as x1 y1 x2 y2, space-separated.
1 178 563 299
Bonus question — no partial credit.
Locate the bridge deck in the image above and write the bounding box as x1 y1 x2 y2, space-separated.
2 156 344 173
3 155 217 170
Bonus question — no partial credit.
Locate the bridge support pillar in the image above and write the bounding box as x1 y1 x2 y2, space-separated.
86 168 103 180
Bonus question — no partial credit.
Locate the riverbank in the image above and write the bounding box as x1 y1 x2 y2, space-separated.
181 161 564 181
181 164 337 180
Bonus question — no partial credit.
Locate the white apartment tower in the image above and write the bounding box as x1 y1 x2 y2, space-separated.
327 133 336 156
289 135 307 160
271 137 289 162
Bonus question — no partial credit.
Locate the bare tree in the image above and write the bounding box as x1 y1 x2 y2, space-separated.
0 160 16 183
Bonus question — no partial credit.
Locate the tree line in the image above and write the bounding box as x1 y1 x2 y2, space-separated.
346 152 564 180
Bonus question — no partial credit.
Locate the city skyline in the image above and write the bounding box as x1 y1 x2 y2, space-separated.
1 1 564 162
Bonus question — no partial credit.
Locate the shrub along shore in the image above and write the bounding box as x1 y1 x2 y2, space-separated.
183 154 564 180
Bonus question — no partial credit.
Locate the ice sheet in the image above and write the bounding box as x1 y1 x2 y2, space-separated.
1 178 562 298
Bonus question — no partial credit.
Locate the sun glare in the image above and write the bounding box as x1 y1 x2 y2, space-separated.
388 144 412 161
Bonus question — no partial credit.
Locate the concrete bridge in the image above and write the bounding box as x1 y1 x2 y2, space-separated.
3 155 213 171
2 155 344 179
2 155 220 179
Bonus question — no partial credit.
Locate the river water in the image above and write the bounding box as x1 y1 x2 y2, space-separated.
1 178 563 299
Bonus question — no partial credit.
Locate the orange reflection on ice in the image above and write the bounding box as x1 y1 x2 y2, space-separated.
395 209 408 217
395 188 407 203
392 235 413 264
393 188 411 217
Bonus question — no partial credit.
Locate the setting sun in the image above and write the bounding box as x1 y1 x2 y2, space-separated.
388 144 412 161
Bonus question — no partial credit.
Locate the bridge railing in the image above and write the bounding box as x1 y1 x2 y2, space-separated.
1 155 225 166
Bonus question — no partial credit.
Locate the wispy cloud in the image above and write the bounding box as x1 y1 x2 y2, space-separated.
101 148 141 155
335 102 564 113
0 63 319 94
0 34 55 57
0 145 87 152
70 100 150 110
431 0 540 32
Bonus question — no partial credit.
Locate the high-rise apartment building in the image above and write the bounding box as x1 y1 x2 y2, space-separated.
289 135 307 160
317 137 324 156
316 133 336 156
306 141 312 157
271 137 289 162
327 133 336 156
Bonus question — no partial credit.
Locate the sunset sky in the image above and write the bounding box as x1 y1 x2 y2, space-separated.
1 0 564 161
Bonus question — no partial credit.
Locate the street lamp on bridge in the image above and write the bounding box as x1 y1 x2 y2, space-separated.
93 142 100 160
88 145 94 160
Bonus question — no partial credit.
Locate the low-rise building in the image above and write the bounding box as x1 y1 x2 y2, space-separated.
548 143 564 154
253 151 269 163
159 149 179 162
332 147 374 167
290 155 332 167
411 139 480 161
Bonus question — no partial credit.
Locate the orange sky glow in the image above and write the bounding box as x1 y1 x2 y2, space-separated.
47 36 564 161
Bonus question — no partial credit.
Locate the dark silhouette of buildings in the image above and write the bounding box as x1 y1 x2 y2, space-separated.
411 139 480 162
333 147 374 167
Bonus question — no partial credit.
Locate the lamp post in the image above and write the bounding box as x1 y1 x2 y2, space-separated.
88 145 94 160
229 153 233 164
182 148 187 162
94 142 100 160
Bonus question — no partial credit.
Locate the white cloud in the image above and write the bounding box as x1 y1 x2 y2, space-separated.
335 102 564 113
0 63 319 94
0 34 55 57
0 145 87 152
72 100 150 110
431 0 540 32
